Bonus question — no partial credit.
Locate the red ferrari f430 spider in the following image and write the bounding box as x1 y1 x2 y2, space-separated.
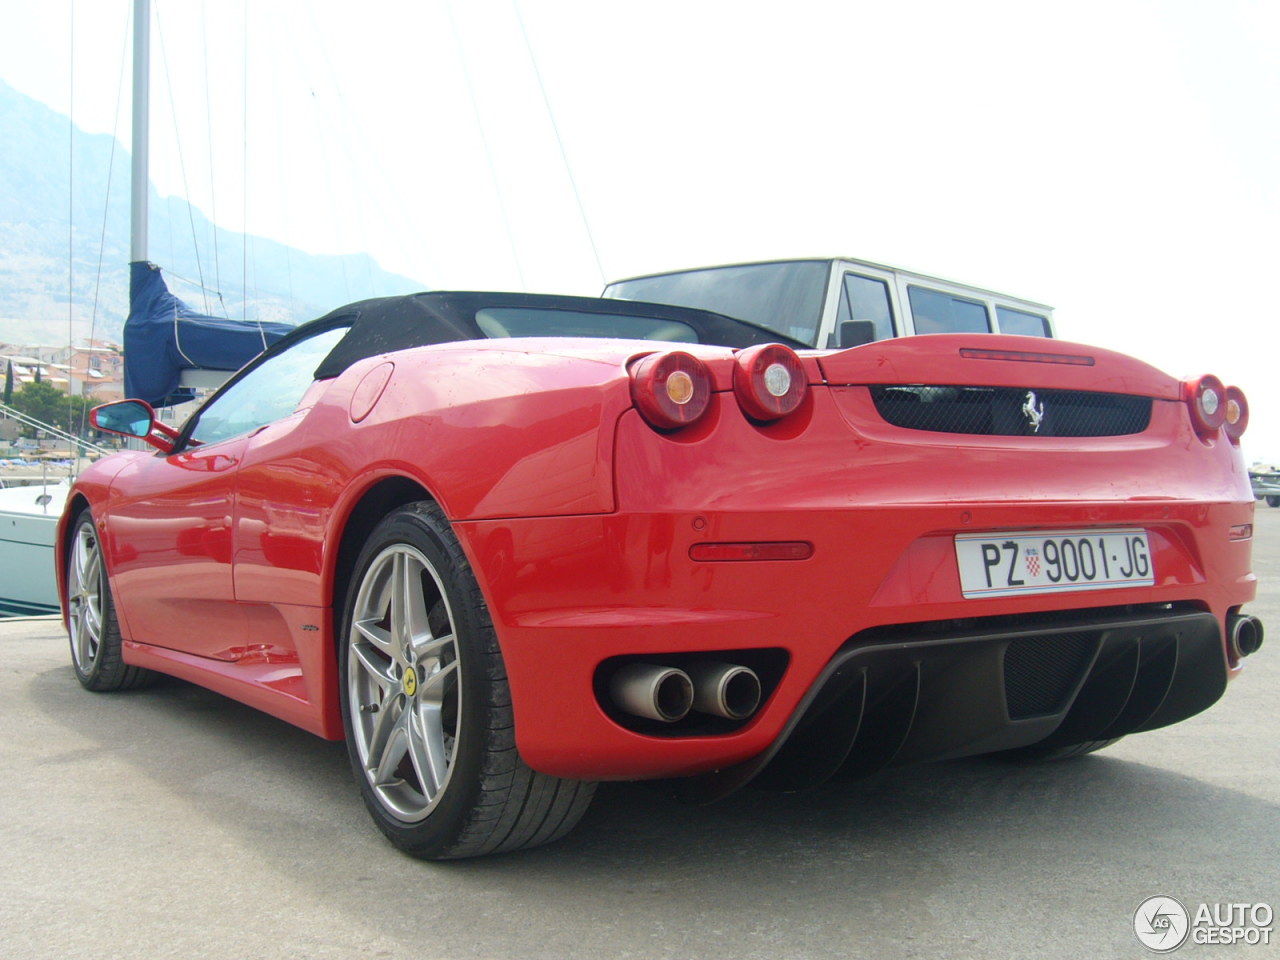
62 284 1262 859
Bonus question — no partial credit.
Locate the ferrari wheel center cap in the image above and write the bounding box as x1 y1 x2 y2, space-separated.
403 669 418 697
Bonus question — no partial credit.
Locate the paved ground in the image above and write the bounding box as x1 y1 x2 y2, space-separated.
2 509 1278 960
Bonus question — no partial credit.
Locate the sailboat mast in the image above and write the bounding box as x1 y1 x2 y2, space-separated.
130 0 149 262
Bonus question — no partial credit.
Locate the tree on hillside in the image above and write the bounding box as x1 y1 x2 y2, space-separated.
11 381 94 435
12 381 62 428
2 360 12 405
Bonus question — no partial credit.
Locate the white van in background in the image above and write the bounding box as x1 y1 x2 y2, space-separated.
605 257 1055 349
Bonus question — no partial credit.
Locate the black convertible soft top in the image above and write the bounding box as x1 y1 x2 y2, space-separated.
310 291 804 380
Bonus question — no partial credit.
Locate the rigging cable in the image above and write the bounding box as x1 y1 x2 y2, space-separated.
298 6 355 301
152 0 212 314
199 0 227 318
242 0 249 324
67 0 75 446
299 3 439 296
80 2 134 441
511 0 606 286
299 5 377 297
63 1 116 453
444 0 527 291
265 13 294 304
242 1 267 346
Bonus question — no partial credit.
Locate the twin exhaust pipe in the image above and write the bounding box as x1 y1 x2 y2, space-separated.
1227 613 1264 660
609 661 763 723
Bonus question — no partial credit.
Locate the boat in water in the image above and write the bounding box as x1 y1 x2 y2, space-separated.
0 403 105 617
0 478 69 616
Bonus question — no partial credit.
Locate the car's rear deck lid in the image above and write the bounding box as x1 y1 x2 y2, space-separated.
815 334 1181 399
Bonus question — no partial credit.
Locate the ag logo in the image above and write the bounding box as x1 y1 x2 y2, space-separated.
1134 896 1190 952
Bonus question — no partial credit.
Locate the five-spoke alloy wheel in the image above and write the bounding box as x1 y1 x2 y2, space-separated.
340 501 594 859
65 507 154 691
346 540 462 822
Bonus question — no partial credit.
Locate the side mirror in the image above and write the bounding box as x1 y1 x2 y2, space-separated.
837 320 877 349
90 399 178 453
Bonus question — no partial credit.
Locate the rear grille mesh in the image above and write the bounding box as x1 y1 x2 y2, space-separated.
869 385 1151 437
1003 633 1096 719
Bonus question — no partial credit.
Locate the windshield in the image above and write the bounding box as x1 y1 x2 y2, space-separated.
605 260 829 346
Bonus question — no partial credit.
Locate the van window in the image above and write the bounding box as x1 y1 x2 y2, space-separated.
907 285 990 334
996 306 1051 337
606 260 829 346
836 273 896 343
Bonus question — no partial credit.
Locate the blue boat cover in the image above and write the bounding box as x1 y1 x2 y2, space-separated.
123 261 295 407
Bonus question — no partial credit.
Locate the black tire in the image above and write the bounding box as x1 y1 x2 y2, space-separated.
1267 495 1280 508
338 501 595 859
998 737 1122 762
66 507 156 691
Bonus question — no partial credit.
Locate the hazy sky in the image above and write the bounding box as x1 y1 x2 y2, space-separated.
1 0 1277 461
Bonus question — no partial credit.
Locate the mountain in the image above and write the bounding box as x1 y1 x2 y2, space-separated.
0 77 426 346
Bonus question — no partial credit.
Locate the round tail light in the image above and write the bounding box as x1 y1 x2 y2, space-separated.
732 344 808 421
1223 385 1249 441
1184 374 1227 438
629 351 712 430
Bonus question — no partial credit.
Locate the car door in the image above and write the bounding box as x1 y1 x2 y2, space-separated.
106 322 348 660
228 325 352 607
105 433 248 659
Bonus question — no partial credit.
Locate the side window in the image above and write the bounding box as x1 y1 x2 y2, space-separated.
907 285 990 334
996 306 1050 337
188 325 348 446
835 273 896 343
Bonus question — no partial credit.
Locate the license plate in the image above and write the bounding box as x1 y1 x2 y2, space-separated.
954 528 1154 598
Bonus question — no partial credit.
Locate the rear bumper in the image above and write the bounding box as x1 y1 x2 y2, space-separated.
455 499 1255 782
454 392 1257 783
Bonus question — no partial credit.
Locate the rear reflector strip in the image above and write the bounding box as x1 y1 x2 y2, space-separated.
690 542 814 562
960 347 1095 366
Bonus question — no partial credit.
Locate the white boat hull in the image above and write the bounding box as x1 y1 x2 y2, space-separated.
0 484 65 617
